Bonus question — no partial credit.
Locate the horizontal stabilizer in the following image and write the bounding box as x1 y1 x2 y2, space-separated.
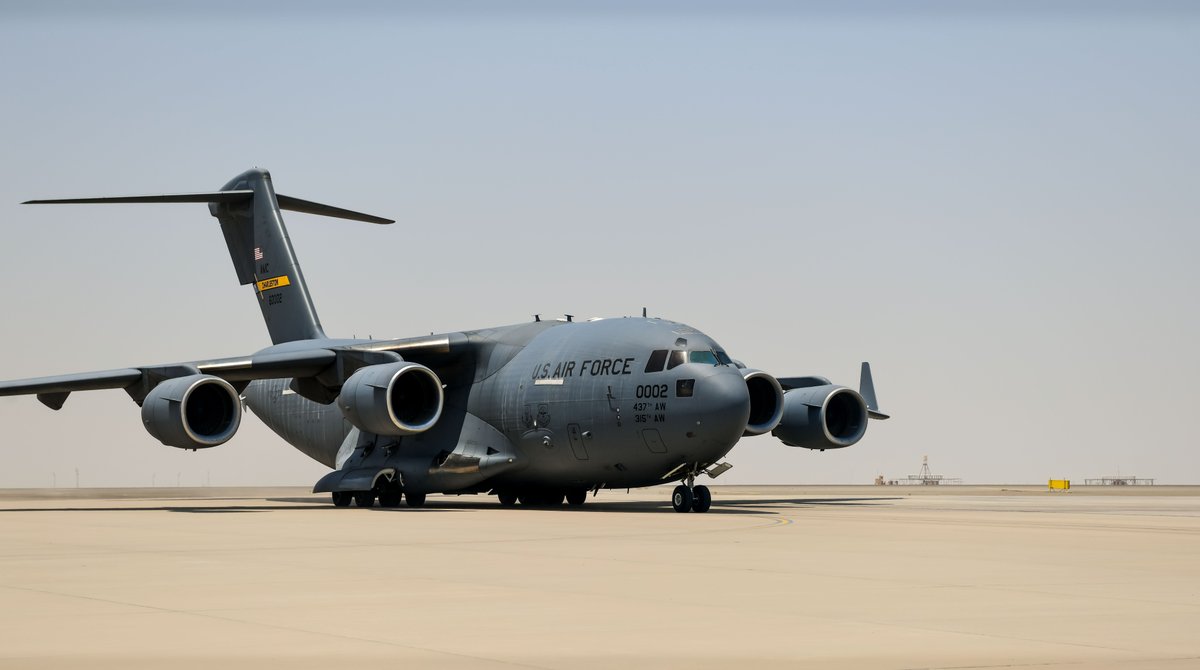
24 191 253 205
23 190 392 224
276 195 393 224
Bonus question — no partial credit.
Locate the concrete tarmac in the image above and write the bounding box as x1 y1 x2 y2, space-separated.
1 485 1197 669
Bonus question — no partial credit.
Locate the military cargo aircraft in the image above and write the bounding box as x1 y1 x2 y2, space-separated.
0 169 888 512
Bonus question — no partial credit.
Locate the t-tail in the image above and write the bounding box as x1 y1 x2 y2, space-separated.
24 168 393 344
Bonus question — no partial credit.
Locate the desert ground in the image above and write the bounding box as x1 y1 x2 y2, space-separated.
1 485 1197 669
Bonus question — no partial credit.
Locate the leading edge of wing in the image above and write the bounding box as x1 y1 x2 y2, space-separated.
0 350 339 410
0 333 468 410
0 368 143 396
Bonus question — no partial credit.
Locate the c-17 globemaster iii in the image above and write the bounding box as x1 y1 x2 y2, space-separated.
0 169 888 512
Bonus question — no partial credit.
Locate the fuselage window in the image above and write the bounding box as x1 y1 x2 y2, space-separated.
688 350 718 366
666 350 686 370
645 349 668 373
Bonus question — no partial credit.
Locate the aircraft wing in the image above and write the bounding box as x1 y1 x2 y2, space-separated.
0 333 469 410
776 363 890 421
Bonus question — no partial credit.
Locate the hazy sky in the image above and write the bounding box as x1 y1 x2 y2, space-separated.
0 2 1196 488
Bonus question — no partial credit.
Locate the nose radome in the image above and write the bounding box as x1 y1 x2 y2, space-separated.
694 368 752 443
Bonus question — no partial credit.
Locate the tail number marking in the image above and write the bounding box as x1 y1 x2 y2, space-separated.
635 384 668 399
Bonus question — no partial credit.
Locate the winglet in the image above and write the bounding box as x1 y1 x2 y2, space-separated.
860 362 890 420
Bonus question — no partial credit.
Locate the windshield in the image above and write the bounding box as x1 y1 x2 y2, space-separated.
688 350 719 365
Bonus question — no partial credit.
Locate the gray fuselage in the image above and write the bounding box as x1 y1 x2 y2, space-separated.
242 317 751 494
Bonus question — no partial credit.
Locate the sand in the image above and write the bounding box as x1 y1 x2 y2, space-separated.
1 485 1197 669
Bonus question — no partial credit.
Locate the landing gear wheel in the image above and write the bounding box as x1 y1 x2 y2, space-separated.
331 491 352 507
378 490 402 507
672 485 694 513
405 492 427 508
566 489 588 507
518 494 534 506
692 485 712 513
353 491 375 508
498 492 518 507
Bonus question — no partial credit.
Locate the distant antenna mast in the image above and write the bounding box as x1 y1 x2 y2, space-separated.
642 307 647 317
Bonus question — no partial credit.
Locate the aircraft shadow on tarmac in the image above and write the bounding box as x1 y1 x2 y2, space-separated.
0 497 899 515
264 495 902 515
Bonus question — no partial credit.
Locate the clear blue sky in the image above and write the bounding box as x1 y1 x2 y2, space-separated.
0 2 1196 486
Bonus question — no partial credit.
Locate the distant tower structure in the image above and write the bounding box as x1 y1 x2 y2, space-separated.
1084 475 1155 486
904 455 961 485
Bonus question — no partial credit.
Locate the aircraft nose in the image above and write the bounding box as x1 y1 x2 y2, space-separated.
691 367 751 447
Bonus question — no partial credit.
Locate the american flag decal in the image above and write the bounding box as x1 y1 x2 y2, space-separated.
253 247 264 261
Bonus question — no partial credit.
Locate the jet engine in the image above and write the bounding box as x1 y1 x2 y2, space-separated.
772 385 868 450
141 374 242 449
338 361 444 436
741 369 784 436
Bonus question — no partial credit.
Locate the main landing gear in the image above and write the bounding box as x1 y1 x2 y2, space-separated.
672 477 712 513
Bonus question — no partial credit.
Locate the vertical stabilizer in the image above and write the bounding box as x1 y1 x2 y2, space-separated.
24 168 392 345
209 169 325 344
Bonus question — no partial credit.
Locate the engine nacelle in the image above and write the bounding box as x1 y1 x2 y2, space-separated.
338 361 444 436
141 374 242 449
772 385 868 449
741 369 784 436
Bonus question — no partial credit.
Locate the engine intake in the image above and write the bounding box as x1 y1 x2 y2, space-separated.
141 374 242 449
741 369 784 436
772 385 868 449
338 361 444 436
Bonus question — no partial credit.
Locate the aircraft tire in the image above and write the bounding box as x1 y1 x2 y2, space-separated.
331 491 352 507
566 489 587 506
378 490 402 507
354 491 375 508
692 485 712 513
498 492 518 507
672 485 693 513
405 492 427 508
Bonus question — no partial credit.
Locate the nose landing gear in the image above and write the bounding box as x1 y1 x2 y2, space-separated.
672 476 712 513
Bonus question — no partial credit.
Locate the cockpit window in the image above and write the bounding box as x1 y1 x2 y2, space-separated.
688 350 718 365
714 350 732 365
666 350 686 370
645 349 668 373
